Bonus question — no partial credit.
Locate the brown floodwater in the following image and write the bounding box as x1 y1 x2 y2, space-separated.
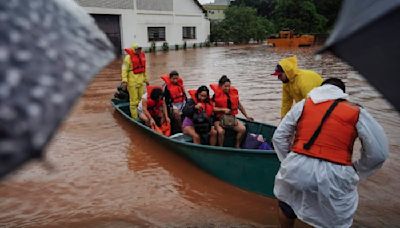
0 45 399 227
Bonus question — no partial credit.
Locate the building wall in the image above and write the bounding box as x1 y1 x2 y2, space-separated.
80 7 135 52
203 4 228 21
137 0 173 11
136 0 209 48
76 0 210 51
215 0 230 5
174 0 203 15
75 0 134 9
206 9 225 21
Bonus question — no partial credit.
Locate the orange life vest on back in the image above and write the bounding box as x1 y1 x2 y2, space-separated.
161 74 185 103
152 121 171 137
188 89 214 118
291 98 360 165
210 83 239 117
125 48 146 74
146 86 163 117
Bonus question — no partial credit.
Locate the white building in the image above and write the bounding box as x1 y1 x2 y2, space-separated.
203 4 228 21
75 0 210 55
203 0 233 22
214 0 233 5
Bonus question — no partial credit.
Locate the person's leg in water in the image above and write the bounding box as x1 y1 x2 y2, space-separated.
278 200 296 228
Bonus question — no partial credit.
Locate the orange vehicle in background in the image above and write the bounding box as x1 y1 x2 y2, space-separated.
267 29 315 47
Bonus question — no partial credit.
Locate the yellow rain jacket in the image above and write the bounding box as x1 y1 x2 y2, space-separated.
279 56 323 117
121 43 148 118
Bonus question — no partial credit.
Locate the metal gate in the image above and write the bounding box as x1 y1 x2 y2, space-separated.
91 14 122 57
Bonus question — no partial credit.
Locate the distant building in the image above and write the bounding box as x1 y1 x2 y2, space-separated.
214 0 233 5
75 0 210 55
202 0 233 22
203 4 228 21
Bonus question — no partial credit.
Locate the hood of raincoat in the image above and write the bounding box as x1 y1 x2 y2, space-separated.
279 56 298 81
308 84 349 104
131 42 140 50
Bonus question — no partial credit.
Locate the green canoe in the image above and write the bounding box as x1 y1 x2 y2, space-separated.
112 98 281 197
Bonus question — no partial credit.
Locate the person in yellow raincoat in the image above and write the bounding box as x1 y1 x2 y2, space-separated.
271 56 323 118
121 43 149 118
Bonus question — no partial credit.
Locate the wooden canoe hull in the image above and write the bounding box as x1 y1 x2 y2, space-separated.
112 99 280 197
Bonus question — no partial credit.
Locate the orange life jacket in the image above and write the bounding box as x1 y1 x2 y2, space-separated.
153 121 171 137
125 48 146 74
146 86 163 117
210 83 239 117
161 74 185 103
188 89 214 118
291 98 360 166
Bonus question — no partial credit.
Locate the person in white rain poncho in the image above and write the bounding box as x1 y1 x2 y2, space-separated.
272 78 389 228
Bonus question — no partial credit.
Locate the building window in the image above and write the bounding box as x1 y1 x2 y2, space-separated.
183 27 196 39
148 27 166 42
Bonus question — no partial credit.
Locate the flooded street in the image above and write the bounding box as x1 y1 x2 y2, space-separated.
1 45 399 227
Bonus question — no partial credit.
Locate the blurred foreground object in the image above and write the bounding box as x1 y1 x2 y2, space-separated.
0 0 114 178
319 0 400 111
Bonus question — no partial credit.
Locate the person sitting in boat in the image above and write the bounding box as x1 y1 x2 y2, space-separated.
181 86 217 145
211 75 253 148
138 86 171 135
161 70 186 131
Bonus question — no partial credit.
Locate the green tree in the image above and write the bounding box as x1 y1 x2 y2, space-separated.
231 0 342 33
273 0 327 33
231 0 276 18
253 17 275 42
218 6 274 43
210 21 223 42
313 0 343 30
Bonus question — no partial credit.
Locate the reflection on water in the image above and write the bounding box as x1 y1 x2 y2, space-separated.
0 45 399 227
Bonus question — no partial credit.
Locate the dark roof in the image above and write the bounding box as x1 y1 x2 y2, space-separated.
193 0 207 14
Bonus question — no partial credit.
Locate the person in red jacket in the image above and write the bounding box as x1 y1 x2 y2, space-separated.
161 71 186 131
211 75 253 148
138 86 170 131
272 78 389 228
182 86 217 145
120 43 149 118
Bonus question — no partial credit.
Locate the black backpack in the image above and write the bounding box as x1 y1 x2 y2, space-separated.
114 85 129 102
192 109 211 134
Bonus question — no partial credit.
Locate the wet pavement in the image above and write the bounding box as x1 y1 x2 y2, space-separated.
0 45 399 227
